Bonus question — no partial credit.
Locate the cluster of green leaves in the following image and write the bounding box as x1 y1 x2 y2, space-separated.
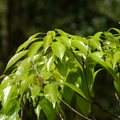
0 28 120 120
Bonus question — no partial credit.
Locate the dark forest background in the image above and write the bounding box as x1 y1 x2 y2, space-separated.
0 0 120 119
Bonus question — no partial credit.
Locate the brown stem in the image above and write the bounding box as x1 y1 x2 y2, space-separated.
58 97 92 120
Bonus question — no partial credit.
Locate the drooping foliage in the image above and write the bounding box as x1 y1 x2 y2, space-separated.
0 28 120 119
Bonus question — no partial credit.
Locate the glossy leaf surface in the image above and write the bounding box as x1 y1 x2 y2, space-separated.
51 42 66 60
44 84 58 108
4 50 28 72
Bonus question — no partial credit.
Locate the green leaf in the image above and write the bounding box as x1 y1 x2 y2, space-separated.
51 72 63 80
47 30 56 38
86 68 94 92
0 76 13 94
46 52 55 71
109 28 120 34
89 53 107 69
64 82 88 101
114 81 120 93
111 51 120 69
51 42 66 60
44 84 58 108
35 103 41 120
104 32 114 41
89 53 120 84
16 33 42 53
63 70 80 104
6 105 20 120
55 29 67 36
28 41 43 58
16 57 31 76
40 97 56 120
1 85 16 113
57 61 68 77
4 50 28 72
76 95 90 116
90 32 102 51
31 85 40 98
71 40 87 55
70 35 87 43
56 36 71 48
19 76 33 96
43 35 52 53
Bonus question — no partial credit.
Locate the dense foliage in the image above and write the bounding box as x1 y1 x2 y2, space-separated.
0 28 120 120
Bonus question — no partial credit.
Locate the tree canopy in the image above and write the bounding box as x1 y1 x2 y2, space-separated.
1 28 120 119
0 0 120 119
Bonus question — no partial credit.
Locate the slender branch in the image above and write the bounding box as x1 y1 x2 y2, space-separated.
92 98 120 120
70 47 84 66
58 97 92 120
31 59 44 87
70 47 91 98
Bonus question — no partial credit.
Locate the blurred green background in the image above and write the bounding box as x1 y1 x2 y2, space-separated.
0 0 120 119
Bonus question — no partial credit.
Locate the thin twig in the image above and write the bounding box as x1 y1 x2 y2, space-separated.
58 97 92 120
92 98 120 120
70 47 91 98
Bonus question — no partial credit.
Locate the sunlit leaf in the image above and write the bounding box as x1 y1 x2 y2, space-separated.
89 53 107 69
2 85 17 113
71 40 87 55
44 84 58 108
46 52 55 71
47 30 56 38
90 32 102 51
31 85 40 98
51 72 63 80
64 82 88 101
16 33 43 53
28 41 43 58
55 29 67 36
51 42 66 60
16 57 31 76
109 28 120 34
111 51 120 69
4 50 28 72
56 36 71 48
43 35 52 53
19 76 33 96
89 53 120 84
72 35 88 43
0 76 13 92
104 32 114 42
35 103 41 120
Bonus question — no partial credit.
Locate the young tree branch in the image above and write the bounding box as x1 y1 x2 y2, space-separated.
92 98 120 120
58 97 92 120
